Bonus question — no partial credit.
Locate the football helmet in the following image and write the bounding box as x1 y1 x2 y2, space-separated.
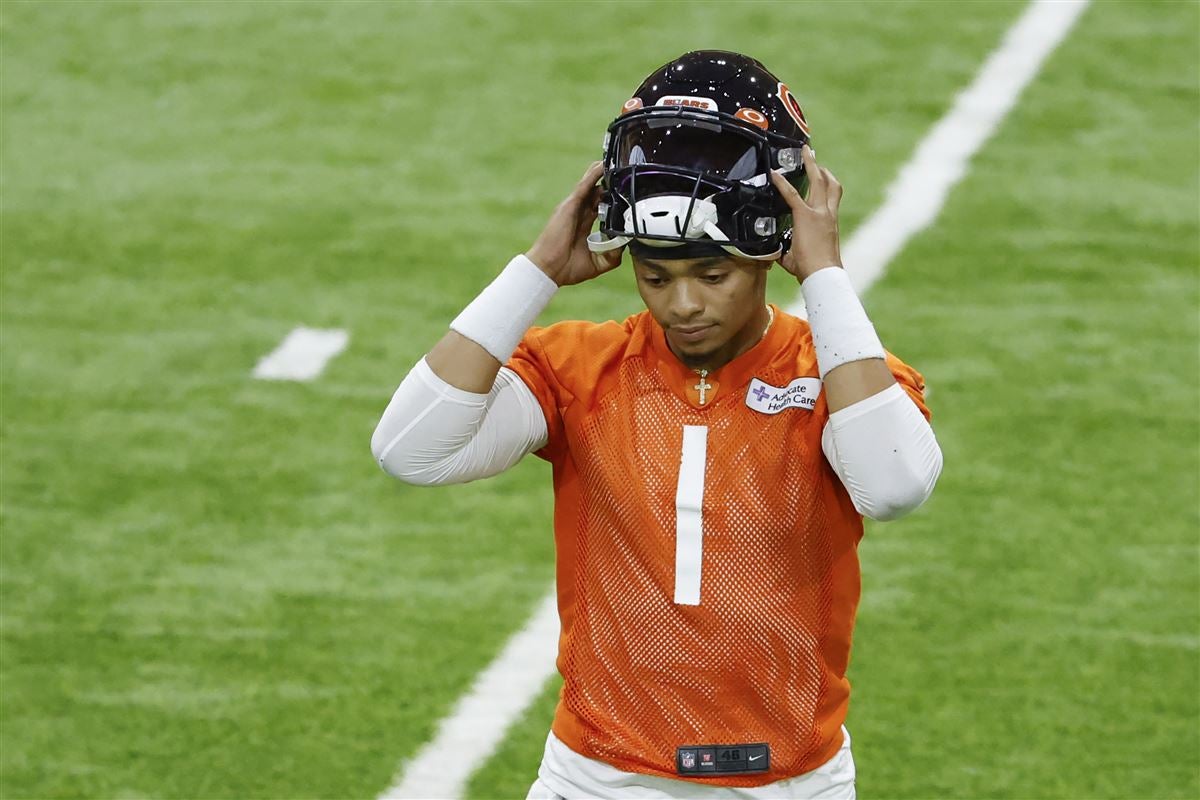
587 50 811 261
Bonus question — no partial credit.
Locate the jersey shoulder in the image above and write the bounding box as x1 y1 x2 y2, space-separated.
527 313 642 355
765 308 820 379
518 312 654 404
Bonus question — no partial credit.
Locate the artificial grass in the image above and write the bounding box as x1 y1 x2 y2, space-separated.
2 1 1195 798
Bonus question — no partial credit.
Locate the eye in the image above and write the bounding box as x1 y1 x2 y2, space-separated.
641 275 667 287
700 273 727 284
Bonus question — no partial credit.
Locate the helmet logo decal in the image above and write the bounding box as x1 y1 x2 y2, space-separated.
656 95 718 111
776 83 810 136
621 97 644 114
734 107 769 130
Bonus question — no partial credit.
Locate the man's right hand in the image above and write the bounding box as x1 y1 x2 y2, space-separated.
525 161 624 286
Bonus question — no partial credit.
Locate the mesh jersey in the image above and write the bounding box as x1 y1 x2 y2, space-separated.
506 305 929 787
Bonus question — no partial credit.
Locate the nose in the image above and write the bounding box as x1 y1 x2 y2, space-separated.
668 279 705 321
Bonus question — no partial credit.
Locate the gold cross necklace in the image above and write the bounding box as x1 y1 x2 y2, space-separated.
691 306 774 406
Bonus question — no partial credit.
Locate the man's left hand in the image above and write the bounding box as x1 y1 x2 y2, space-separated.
770 145 843 281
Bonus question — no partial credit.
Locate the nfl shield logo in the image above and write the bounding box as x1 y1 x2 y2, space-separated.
681 750 696 769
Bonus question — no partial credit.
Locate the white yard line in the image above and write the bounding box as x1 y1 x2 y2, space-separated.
252 326 349 381
379 592 561 800
788 0 1090 314
380 2 1090 797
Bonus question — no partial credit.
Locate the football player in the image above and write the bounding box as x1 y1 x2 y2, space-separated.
372 51 943 800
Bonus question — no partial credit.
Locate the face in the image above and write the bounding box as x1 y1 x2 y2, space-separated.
633 253 771 371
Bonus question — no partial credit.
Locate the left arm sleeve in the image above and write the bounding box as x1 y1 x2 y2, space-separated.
820 357 943 521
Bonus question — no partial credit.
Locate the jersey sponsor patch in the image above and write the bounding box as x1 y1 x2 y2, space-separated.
745 377 821 414
676 743 769 775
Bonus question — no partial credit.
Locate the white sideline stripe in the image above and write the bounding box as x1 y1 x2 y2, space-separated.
252 326 349 381
379 591 561 800
380 2 1089 797
787 0 1090 316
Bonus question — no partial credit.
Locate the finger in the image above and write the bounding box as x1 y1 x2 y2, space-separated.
801 145 826 208
582 185 603 220
822 168 843 212
769 169 809 213
575 199 599 240
569 161 605 202
592 247 624 274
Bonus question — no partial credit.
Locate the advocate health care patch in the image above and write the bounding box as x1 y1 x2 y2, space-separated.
745 376 822 414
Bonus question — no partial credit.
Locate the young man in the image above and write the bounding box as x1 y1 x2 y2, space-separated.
372 51 942 800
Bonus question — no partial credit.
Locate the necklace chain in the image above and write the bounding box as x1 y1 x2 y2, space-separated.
690 306 773 406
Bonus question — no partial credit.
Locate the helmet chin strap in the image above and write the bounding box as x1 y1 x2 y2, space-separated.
586 231 631 252
586 194 780 261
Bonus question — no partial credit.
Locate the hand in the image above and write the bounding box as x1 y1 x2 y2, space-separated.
770 146 844 281
525 161 624 287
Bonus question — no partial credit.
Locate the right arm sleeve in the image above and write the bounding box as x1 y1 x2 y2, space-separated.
370 357 548 486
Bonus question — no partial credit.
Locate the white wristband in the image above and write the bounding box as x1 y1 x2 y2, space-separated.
450 254 558 362
802 266 886 379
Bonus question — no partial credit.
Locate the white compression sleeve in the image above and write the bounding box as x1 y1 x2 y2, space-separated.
371 357 548 485
820 383 943 521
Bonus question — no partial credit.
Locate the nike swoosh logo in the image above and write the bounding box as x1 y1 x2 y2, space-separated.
749 754 764 761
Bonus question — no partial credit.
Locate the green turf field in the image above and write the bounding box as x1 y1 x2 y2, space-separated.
2 1 1197 798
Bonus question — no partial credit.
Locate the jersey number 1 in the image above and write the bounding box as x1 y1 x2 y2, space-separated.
674 425 708 605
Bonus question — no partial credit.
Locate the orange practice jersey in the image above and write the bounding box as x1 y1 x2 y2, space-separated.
506 306 930 787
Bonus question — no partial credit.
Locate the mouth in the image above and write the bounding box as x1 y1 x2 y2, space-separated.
670 324 715 343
